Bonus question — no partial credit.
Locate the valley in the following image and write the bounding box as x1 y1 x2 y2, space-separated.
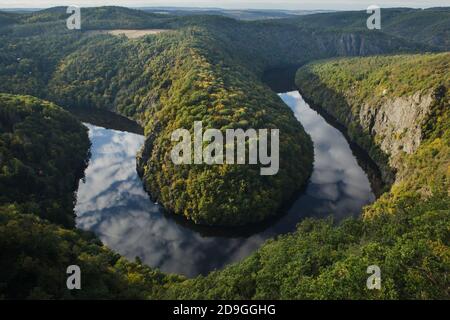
0 6 448 300
74 91 376 277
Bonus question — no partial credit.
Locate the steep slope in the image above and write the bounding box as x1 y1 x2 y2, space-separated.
0 7 434 101
161 53 449 299
0 7 448 299
0 11 18 27
8 7 430 226
0 94 90 227
284 8 450 50
0 94 183 299
295 53 449 184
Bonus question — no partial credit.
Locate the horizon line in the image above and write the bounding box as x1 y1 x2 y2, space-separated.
1 5 449 11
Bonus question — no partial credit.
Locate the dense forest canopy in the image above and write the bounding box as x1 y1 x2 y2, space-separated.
163 53 450 300
1 6 443 99
0 94 185 299
0 94 90 227
296 52 450 184
0 6 448 299
0 6 441 225
281 8 450 50
48 27 315 225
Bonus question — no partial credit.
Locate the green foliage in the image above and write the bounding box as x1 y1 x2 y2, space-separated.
283 8 450 50
0 204 183 299
0 31 90 97
295 53 450 183
133 28 313 225
0 11 18 28
0 95 183 299
165 195 449 299
296 53 449 104
46 26 315 226
12 6 430 226
0 6 448 299
0 6 433 101
161 53 449 299
0 94 90 227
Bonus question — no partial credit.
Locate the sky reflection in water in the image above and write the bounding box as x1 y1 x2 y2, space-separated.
75 91 375 277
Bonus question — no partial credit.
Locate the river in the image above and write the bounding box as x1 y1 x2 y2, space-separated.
74 91 376 277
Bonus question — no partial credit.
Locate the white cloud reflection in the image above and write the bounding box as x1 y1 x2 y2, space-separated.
74 92 375 277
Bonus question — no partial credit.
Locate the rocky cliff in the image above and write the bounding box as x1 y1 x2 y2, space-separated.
359 92 433 157
295 53 449 185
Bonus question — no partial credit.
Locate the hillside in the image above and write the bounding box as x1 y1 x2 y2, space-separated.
0 6 436 98
284 8 450 50
0 6 437 225
0 6 448 299
296 53 449 183
47 28 314 226
0 94 184 299
160 53 449 299
0 94 90 227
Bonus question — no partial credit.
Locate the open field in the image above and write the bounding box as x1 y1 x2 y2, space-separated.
88 29 170 38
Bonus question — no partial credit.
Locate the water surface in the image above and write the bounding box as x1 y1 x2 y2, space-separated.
75 91 375 277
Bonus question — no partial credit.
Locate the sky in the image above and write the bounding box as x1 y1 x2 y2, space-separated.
1 0 449 10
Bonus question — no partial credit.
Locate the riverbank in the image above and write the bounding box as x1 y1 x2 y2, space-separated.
74 91 376 277
160 53 449 299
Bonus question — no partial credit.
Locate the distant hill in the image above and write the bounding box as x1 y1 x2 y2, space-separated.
163 52 450 300
2 6 448 50
0 11 19 27
0 5 448 300
0 7 442 226
17 6 178 30
139 7 334 21
284 8 450 50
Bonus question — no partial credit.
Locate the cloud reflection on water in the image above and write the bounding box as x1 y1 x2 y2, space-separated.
75 92 375 277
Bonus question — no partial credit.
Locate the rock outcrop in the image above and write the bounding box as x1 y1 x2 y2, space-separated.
295 53 449 186
359 92 433 160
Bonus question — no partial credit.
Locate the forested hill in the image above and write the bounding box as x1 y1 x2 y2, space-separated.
281 8 450 50
0 54 448 299
0 94 90 227
0 6 442 101
0 6 448 299
2 6 178 32
0 7 450 298
296 53 450 184
2 6 449 50
162 53 449 299
0 94 184 298
2 6 438 226
0 11 18 27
